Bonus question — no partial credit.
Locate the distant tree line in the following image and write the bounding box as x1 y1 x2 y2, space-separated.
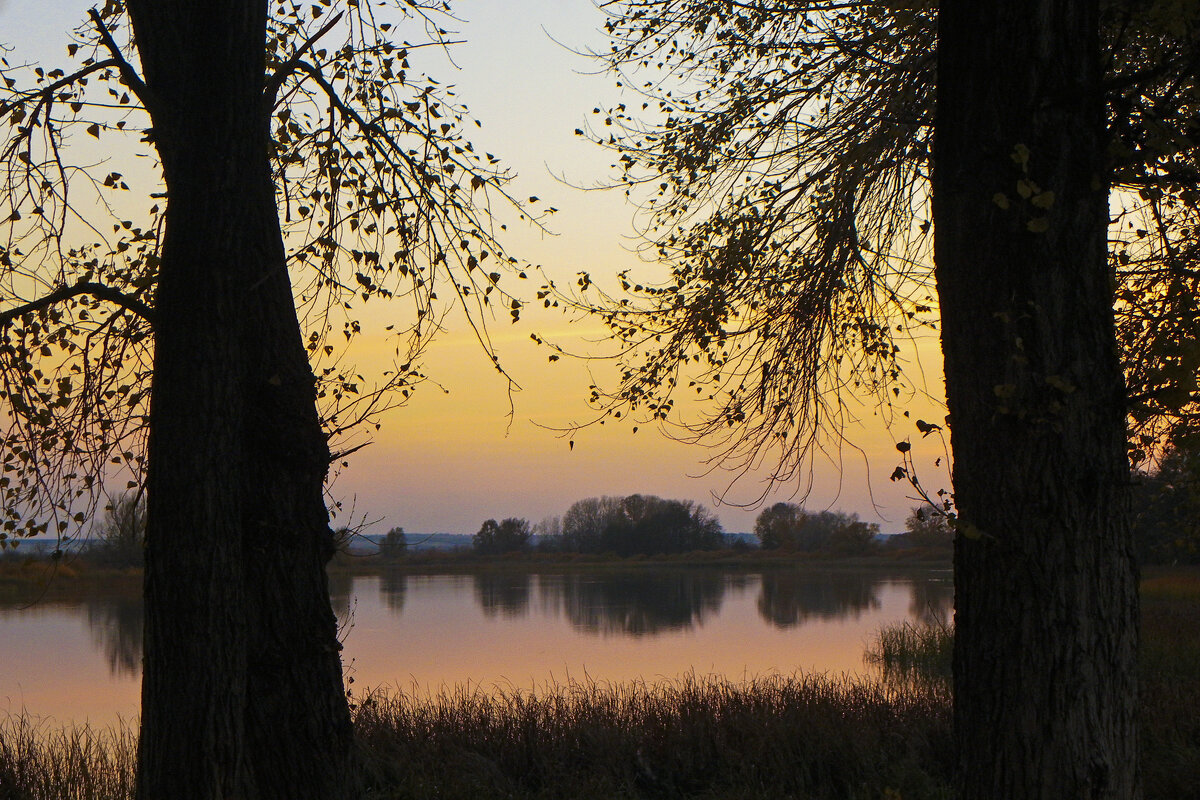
469 494 725 557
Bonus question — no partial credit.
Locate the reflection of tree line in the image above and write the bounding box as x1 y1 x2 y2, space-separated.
67 570 954 676
536 572 726 636
84 595 143 677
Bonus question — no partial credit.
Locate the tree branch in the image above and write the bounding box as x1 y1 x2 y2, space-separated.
263 11 345 108
0 281 155 328
88 8 160 118
0 59 124 117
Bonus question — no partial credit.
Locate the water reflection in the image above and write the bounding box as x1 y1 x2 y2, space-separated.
85 596 143 677
908 575 954 626
756 571 882 628
17 567 954 680
378 570 406 613
473 572 531 618
538 571 726 636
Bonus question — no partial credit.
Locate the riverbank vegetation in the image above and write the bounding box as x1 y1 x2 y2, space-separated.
1 568 1196 800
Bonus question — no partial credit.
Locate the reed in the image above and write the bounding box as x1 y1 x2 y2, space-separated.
0 716 136 800
352 672 954 799
862 620 954 690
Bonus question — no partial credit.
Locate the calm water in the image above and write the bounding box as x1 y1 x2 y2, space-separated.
0 567 952 726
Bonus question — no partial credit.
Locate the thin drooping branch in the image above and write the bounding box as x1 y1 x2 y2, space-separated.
0 280 155 328
87 9 160 117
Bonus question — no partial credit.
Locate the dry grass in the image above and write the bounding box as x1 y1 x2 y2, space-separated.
0 716 136 800
352 672 953 799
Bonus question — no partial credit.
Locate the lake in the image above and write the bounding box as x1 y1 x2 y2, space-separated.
0 566 952 727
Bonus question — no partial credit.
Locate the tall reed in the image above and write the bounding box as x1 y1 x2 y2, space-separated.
352 672 953 799
0 716 136 800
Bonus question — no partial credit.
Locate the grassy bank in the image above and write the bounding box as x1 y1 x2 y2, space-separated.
1 569 1196 799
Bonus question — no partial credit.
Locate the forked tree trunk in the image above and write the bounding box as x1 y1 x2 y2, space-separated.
934 2 1139 798
128 3 352 797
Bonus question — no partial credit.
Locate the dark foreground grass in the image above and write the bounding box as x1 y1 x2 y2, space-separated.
0 717 136 800
1 571 1196 800
1140 569 1200 800
353 674 953 800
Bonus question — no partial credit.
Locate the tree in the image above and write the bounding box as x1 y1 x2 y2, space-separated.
473 517 532 555
825 515 878 556
936 3 1137 796
570 0 1166 795
1131 440 1200 564
0 2 529 796
566 1 1199 474
380 526 408 560
753 502 806 550
902 505 954 549
91 490 146 567
557 494 723 555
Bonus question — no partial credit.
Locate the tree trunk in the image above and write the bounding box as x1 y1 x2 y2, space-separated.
129 3 352 797
933 2 1139 798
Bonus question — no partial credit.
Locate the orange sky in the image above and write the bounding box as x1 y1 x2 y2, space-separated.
3 1 951 535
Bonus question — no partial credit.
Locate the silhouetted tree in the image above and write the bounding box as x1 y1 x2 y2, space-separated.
753 502 806 551
379 526 408 560
558 494 723 555
473 517 532 555
1132 442 1200 564
826 516 879 556
902 505 954 549
575 1 1149 794
91 491 146 567
937 3 1137 796
0 2 530 796
755 504 875 554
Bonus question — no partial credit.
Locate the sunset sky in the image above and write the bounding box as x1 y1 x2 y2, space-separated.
2 1 950 535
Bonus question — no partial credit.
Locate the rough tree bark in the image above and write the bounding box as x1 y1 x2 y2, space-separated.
127 3 352 797
934 1 1139 798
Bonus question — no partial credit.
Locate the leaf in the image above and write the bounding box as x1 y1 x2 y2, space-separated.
895 441 911 453
1030 190 1055 209
1026 217 1050 233
992 193 1010 210
87 123 100 138
915 418 942 436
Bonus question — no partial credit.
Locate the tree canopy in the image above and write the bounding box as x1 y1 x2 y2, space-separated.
554 493 724 555
0 0 536 546
555 0 1200 487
